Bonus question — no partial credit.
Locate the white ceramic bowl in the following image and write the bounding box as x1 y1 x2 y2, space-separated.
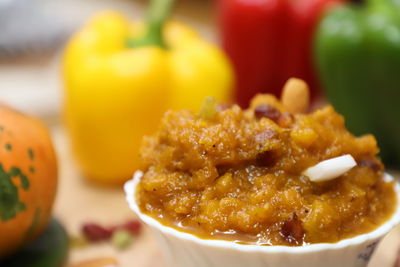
125 171 400 267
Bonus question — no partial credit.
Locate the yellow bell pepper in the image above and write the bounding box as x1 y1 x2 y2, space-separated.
62 0 233 185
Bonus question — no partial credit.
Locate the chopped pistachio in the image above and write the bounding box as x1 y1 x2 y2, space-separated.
111 230 133 250
69 235 88 249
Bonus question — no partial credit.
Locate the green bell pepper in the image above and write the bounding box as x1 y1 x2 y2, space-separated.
315 0 400 167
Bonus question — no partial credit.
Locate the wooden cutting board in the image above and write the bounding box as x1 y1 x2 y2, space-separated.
52 127 400 267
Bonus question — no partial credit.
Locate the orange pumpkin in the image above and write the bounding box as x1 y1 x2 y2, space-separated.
0 105 57 257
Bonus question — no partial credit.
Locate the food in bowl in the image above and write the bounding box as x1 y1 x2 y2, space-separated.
135 78 396 246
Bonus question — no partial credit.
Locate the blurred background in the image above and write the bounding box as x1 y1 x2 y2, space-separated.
0 0 215 121
1 0 400 266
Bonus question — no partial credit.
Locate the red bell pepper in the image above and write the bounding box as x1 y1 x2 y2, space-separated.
218 0 345 107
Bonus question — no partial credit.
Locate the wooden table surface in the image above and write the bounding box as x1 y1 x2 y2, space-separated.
51 126 400 267
53 126 165 267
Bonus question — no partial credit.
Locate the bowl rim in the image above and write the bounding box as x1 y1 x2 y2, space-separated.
125 171 400 254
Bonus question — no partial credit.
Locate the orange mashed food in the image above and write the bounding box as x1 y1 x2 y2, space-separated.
137 94 396 246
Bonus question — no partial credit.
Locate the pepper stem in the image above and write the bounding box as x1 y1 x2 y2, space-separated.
128 0 175 48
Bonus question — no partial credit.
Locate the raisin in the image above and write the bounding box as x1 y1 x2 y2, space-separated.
120 220 142 235
254 104 281 122
279 214 305 245
110 220 142 236
359 159 381 172
82 223 112 242
256 150 277 167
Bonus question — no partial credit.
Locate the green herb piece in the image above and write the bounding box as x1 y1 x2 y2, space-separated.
199 96 217 120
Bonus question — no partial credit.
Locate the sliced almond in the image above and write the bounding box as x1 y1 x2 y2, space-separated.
281 78 310 114
69 257 118 267
303 154 357 182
